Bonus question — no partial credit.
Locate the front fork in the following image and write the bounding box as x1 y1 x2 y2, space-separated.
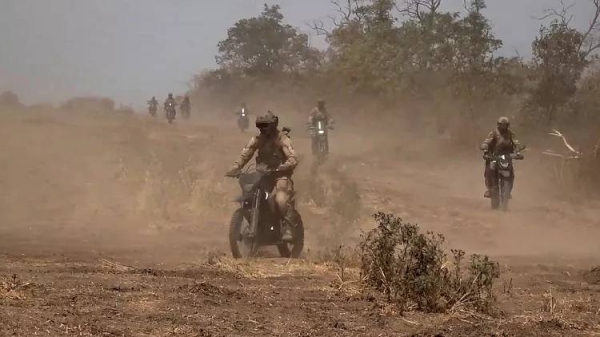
249 189 261 238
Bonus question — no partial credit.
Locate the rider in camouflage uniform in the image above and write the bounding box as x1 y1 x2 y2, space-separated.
148 96 158 107
181 96 191 111
307 99 334 154
164 93 176 109
480 117 524 198
226 111 299 242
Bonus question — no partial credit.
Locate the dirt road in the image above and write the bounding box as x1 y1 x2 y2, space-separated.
1 108 599 336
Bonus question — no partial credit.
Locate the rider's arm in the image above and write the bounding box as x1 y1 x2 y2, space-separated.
277 136 298 172
512 132 525 152
480 131 496 152
232 137 258 170
307 108 317 125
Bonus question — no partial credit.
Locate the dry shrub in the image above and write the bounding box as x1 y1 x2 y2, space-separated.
359 212 500 314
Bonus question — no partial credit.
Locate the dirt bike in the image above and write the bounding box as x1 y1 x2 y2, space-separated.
165 102 176 123
310 120 332 158
228 164 304 259
486 152 524 211
180 104 190 120
237 108 249 132
148 105 157 117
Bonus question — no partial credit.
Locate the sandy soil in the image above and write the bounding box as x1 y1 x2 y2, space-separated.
1 107 599 336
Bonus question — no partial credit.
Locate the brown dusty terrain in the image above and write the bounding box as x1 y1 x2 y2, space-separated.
1 107 600 336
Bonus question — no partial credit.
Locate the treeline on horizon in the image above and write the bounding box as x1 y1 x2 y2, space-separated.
190 0 600 146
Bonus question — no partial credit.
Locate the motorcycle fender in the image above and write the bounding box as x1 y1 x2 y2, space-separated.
499 170 511 178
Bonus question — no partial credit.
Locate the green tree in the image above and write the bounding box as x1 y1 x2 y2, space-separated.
525 21 588 125
215 4 319 77
524 0 600 126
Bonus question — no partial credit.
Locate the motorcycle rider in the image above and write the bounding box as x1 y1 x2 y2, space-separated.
147 96 158 114
307 99 334 154
480 117 524 198
181 96 191 115
164 93 176 108
164 93 176 118
238 102 249 115
148 96 158 107
225 111 299 242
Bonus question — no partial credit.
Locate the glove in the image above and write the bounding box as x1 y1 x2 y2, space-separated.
225 167 242 178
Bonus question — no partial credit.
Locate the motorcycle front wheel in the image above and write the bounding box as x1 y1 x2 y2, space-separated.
276 210 305 258
229 208 259 258
490 183 500 210
500 178 511 211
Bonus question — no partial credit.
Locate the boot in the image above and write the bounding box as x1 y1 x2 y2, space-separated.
484 190 491 198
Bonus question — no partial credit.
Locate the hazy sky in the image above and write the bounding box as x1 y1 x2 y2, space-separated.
0 0 592 108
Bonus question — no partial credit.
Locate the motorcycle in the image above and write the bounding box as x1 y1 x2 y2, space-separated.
228 164 304 259
180 104 190 120
486 152 524 211
237 108 249 132
148 104 157 117
165 102 176 123
310 120 332 158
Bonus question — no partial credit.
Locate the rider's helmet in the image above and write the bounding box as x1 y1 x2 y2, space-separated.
152 96 156 100
168 93 173 99
317 99 325 109
267 110 279 127
256 111 279 136
497 116 510 133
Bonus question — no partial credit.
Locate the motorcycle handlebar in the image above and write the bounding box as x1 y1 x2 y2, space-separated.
484 153 524 161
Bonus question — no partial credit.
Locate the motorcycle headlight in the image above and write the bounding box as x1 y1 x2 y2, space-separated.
318 130 325 134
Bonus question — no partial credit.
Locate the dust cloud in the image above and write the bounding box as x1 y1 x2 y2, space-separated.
1 100 599 267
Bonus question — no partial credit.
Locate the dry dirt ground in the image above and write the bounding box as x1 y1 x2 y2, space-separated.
1 107 600 336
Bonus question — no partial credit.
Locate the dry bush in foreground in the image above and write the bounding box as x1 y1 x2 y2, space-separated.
359 212 500 315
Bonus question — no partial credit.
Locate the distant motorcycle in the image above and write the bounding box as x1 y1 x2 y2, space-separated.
180 104 190 120
310 120 333 158
237 108 249 132
485 152 524 211
148 104 157 117
165 102 176 123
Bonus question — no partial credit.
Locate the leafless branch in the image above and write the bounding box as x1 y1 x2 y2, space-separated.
579 0 600 57
331 0 355 23
307 19 330 36
307 0 363 35
395 0 441 22
533 0 575 25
